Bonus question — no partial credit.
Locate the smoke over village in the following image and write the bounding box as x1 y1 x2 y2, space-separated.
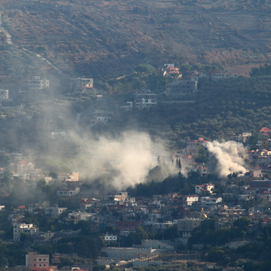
206 140 248 178
1 0 271 269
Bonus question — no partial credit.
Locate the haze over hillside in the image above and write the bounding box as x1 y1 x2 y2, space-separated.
1 0 271 79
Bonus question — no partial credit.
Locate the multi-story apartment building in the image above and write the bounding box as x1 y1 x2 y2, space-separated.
177 218 203 238
45 206 67 218
165 78 198 96
28 76 49 91
70 78 93 91
26 252 49 271
13 223 39 241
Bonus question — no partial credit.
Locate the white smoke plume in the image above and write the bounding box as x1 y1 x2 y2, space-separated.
69 131 175 189
206 140 247 178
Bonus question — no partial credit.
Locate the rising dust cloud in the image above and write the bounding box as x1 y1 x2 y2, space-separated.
206 140 247 178
71 131 175 188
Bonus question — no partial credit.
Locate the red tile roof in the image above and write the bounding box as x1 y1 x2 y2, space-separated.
260 127 271 133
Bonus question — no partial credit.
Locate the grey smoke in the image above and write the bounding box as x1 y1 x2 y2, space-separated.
206 140 247 178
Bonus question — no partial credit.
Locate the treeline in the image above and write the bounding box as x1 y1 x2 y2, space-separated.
250 63 271 77
127 171 219 198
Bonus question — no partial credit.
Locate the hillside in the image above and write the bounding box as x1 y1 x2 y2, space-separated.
1 0 271 79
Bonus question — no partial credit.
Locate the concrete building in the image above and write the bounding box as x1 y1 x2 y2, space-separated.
177 218 203 238
79 198 97 211
101 247 155 260
134 239 174 250
104 233 118 242
165 78 198 96
45 206 67 218
114 191 128 202
49 131 66 140
90 110 113 126
70 78 93 91
57 187 80 197
210 70 239 81
26 251 49 271
186 137 208 157
134 90 157 109
0 89 8 100
28 76 49 91
10 160 35 174
65 172 79 182
201 196 222 205
13 223 39 241
195 183 214 194
148 212 161 223
66 211 94 224
230 132 252 143
183 195 199 206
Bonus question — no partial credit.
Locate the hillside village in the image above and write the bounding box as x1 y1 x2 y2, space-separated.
0 61 271 271
1 122 271 271
0 0 271 270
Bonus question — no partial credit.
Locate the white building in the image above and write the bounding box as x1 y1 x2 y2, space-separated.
28 76 49 90
45 206 67 218
13 223 39 241
104 233 118 242
183 195 199 206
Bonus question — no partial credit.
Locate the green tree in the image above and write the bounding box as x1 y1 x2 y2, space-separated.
135 64 155 74
233 217 250 230
194 146 209 163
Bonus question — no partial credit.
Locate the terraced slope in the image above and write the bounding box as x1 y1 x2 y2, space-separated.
1 0 271 78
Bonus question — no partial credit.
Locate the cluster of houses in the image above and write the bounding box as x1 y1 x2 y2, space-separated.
9 173 271 265
245 127 271 168
0 150 42 180
4 126 271 269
